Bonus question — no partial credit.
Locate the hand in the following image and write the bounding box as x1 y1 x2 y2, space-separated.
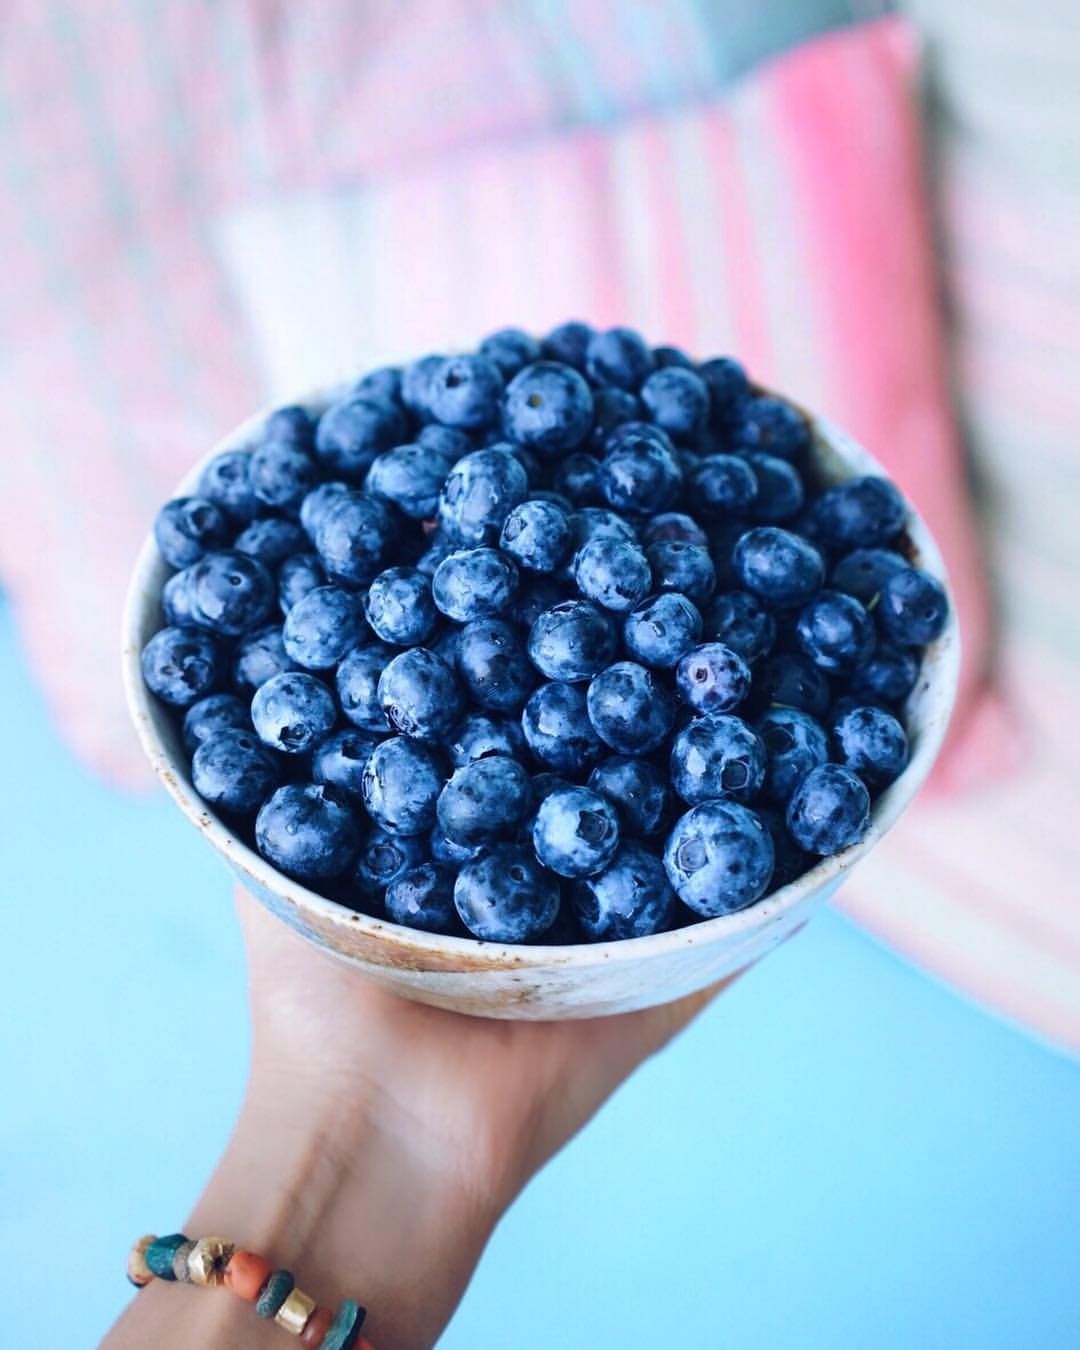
106 890 735 1350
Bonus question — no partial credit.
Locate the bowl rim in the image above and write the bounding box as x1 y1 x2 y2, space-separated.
121 383 961 972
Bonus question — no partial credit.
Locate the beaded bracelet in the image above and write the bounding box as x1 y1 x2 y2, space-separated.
127 1233 375 1349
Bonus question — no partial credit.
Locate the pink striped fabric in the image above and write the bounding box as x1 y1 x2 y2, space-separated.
6 7 1061 1043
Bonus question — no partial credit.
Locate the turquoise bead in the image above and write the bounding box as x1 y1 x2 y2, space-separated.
145 1234 190 1281
255 1269 295 1319
322 1299 367 1350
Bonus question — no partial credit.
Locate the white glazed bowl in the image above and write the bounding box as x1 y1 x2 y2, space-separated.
122 385 959 1020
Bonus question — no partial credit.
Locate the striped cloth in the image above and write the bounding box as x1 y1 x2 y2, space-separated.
4 6 1064 1046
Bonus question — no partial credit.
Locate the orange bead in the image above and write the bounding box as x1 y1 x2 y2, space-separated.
224 1249 274 1303
300 1307 334 1346
357 1339 376 1350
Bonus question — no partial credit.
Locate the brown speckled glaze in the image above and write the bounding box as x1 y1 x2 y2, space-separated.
121 386 960 1020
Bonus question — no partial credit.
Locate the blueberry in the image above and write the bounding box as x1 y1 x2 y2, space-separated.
417 423 473 464
141 626 222 707
599 423 682 515
430 624 462 669
586 661 674 754
585 385 639 452
192 728 281 815
182 692 250 755
457 619 536 712
232 624 295 694
438 448 527 544
478 326 541 379
283 585 366 670
500 499 572 573
361 736 443 835
313 490 397 587
351 365 402 404
364 567 437 645
574 538 652 613
786 764 871 854
879 567 949 646
429 827 482 868
312 727 381 801
437 755 533 846
401 353 446 420
744 453 804 522
447 712 526 767
585 326 655 390
833 705 908 788
675 642 751 716
640 365 710 439
432 547 519 623
528 599 617 681
542 320 594 370
354 828 426 893
255 783 360 882
812 476 905 549
235 523 304 576
698 357 750 431
532 786 620 878
642 512 708 547
733 527 825 606
754 652 831 718
652 345 694 369
336 643 394 732
623 592 702 669
644 541 716 605
849 643 919 705
454 845 560 942
757 707 829 803
154 496 230 569
795 590 875 675
300 481 352 540
264 404 315 448
521 681 603 774
706 520 746 589
365 444 448 520
162 568 196 626
588 756 669 836
314 396 407 479
829 548 908 604
384 863 460 935
378 648 463 743
518 578 565 629
249 437 319 512
251 672 337 754
552 453 603 506
734 395 810 461
416 537 456 579
663 800 774 915
706 591 777 663
278 552 326 613
566 507 637 563
753 806 810 888
427 354 503 429
682 455 753 521
531 772 574 805
199 448 257 523
188 550 275 636
670 714 766 805
573 842 676 940
502 360 594 456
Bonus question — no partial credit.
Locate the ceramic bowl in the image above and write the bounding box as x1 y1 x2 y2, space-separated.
122 384 960 1020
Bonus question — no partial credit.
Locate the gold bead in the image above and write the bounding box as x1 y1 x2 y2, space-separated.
126 1234 157 1287
186 1236 235 1287
275 1287 317 1335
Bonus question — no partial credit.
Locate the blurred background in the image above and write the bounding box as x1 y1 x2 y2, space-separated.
1 1 1078 1345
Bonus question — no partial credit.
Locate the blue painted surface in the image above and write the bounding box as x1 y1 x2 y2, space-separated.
1 598 1078 1349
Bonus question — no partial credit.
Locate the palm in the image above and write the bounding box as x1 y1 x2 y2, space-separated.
239 889 727 1192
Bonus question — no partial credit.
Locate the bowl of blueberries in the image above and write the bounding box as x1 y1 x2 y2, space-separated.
123 323 959 1019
